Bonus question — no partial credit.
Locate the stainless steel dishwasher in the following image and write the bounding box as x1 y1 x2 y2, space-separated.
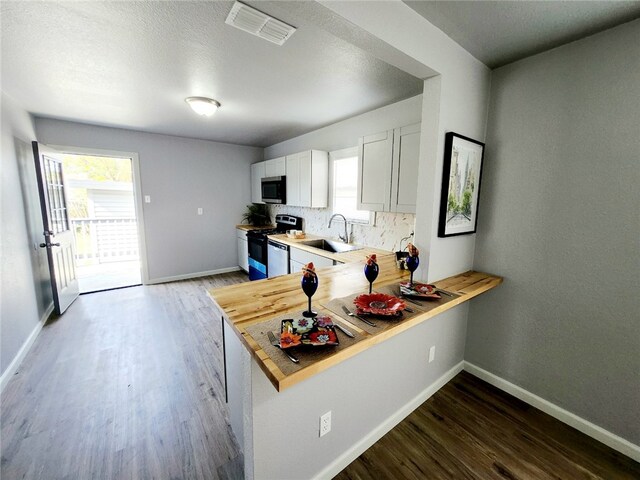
267 239 289 278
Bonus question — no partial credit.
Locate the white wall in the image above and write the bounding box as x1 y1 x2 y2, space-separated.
265 95 423 251
320 1 491 282
1 93 52 381
34 119 263 282
251 307 468 480
468 20 640 445
264 94 423 157
246 3 491 478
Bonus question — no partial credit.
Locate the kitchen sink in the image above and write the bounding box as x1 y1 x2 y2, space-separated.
300 238 363 253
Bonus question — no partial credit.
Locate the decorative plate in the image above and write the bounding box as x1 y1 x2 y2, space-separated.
280 317 339 349
399 282 442 299
353 293 406 316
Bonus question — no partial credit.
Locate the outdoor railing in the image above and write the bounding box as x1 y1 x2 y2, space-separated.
71 218 139 264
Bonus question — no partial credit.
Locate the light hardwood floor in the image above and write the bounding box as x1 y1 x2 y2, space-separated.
3 273 639 479
1 272 248 480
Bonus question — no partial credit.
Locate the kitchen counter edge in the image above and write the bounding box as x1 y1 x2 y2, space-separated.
208 256 502 392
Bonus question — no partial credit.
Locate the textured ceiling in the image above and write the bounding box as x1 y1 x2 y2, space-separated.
404 1 640 69
0 1 423 147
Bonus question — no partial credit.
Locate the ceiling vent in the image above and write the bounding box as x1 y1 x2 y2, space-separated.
225 1 296 46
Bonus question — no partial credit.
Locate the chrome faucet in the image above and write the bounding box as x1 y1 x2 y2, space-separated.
328 213 349 243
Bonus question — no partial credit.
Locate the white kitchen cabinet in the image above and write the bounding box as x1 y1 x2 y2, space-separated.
285 150 328 208
357 130 393 211
357 123 420 213
390 123 421 213
236 228 249 273
265 157 286 177
290 245 334 268
289 258 305 276
251 162 265 204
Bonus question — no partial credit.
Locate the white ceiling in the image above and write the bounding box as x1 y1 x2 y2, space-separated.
0 1 423 147
3 2 639 148
404 1 640 69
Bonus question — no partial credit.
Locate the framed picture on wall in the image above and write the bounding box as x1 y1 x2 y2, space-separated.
437 132 485 237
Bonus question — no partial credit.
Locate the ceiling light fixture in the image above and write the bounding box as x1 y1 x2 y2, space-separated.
185 97 221 116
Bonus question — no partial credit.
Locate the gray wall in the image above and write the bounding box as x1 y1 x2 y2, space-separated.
251 306 469 479
264 94 423 158
35 119 263 282
1 93 52 377
467 20 640 444
247 3 492 477
265 95 423 252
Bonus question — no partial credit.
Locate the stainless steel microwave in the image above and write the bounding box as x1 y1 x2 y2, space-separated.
261 176 286 204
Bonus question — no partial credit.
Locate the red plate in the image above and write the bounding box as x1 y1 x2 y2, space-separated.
400 282 441 299
280 317 339 349
353 293 406 316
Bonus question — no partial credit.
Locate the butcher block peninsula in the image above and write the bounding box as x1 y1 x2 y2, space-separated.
208 241 501 479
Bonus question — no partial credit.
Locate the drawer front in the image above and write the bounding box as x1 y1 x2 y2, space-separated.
290 246 334 268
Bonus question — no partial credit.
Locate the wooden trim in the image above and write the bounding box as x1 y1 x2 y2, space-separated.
464 362 640 463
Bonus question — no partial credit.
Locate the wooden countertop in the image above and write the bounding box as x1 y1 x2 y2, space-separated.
208 254 502 392
267 233 391 264
236 224 275 231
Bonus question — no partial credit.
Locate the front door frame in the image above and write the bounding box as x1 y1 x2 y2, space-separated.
48 145 150 285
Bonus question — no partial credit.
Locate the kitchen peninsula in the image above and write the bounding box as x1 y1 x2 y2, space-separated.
208 245 501 479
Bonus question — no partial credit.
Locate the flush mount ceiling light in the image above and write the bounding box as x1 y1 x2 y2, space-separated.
185 97 221 116
225 1 296 46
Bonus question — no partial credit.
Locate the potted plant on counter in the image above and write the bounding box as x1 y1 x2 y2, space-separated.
242 203 272 226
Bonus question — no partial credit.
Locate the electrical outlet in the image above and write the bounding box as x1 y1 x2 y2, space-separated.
144 195 151 203
429 345 436 363
319 411 331 437
197 207 203 215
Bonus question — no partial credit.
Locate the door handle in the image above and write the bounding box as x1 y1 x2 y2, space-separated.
39 242 61 248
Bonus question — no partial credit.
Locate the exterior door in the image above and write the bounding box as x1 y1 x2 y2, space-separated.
32 142 79 314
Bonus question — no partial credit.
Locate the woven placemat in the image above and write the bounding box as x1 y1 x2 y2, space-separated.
244 310 367 376
376 284 458 312
322 290 424 335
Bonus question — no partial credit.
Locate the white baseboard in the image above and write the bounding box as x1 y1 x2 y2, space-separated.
0 302 54 394
313 361 465 480
464 361 640 463
146 266 241 285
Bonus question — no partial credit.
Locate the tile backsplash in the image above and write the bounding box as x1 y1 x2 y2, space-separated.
271 205 415 253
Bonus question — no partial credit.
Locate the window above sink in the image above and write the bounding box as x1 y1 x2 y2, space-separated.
330 147 375 225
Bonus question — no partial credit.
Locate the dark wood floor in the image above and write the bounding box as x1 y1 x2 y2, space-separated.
3 272 638 480
1 271 248 480
336 370 640 480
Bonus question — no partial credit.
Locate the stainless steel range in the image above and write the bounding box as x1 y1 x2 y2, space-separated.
246 214 302 281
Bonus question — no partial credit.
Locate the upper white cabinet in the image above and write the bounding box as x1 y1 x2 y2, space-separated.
390 123 421 213
357 123 421 213
286 150 328 208
357 130 393 211
265 157 286 177
250 162 266 203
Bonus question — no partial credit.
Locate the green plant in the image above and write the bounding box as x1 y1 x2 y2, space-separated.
462 190 472 217
242 203 271 226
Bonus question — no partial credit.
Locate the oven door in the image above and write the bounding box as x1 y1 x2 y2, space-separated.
247 234 268 281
